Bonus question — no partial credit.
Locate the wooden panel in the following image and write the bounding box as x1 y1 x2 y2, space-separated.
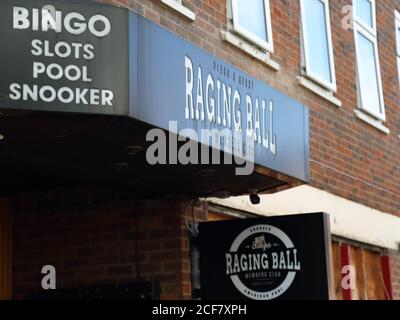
347 245 387 300
0 199 12 300
363 250 386 300
349 246 366 300
340 244 352 300
332 242 343 300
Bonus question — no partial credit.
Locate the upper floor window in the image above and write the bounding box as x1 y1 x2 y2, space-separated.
354 0 376 34
353 0 385 121
396 11 400 86
160 0 195 21
299 0 336 91
231 0 274 52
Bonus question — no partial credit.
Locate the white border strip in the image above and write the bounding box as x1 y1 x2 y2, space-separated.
208 185 400 250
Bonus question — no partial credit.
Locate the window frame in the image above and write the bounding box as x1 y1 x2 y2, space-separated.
231 0 274 53
352 0 385 121
396 11 400 52
353 0 377 36
160 0 195 21
299 0 337 92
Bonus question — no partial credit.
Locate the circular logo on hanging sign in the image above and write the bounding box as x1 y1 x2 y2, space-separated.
225 224 301 300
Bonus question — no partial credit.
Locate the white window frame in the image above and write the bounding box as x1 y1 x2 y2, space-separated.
395 11 400 86
352 0 385 121
160 0 195 21
231 0 274 53
299 0 337 92
353 0 377 36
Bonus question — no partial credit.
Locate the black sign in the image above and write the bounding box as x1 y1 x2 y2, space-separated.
0 0 129 115
199 213 332 300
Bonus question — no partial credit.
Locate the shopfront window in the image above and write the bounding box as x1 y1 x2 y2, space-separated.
231 0 274 52
299 0 336 91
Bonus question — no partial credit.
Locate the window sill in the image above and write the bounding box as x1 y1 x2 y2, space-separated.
160 0 195 21
220 31 280 72
354 110 390 134
297 76 342 108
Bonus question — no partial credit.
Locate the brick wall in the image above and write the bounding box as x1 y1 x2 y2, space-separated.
390 252 400 300
96 0 400 216
12 188 189 300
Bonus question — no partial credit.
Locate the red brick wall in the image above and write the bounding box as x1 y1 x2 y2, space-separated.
96 0 400 216
390 252 400 300
12 188 188 300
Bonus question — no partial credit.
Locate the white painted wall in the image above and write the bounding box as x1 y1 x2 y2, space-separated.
208 185 400 250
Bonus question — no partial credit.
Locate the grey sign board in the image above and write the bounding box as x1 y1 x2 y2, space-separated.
128 13 309 182
0 0 129 115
